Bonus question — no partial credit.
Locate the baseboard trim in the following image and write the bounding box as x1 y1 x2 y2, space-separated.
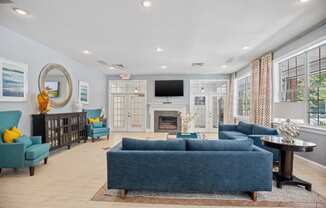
294 154 326 174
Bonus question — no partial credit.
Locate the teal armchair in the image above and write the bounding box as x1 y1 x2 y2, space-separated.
83 109 110 142
0 111 50 176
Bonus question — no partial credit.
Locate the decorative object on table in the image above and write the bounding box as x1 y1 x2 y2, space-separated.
38 63 73 108
78 81 89 104
178 112 197 133
32 112 87 151
176 132 199 139
83 108 110 142
277 119 300 143
0 58 28 102
37 89 51 114
0 111 50 176
262 136 316 191
72 100 83 112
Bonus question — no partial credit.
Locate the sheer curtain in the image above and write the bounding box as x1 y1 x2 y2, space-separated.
224 73 235 123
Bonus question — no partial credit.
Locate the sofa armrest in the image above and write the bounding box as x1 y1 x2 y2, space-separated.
0 143 25 168
219 123 238 131
30 136 42 144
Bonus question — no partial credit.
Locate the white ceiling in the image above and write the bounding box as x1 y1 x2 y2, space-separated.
0 0 325 75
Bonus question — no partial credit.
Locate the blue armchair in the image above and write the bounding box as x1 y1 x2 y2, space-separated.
0 111 50 176
83 109 110 142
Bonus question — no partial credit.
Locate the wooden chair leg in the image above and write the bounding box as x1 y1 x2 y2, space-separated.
44 157 48 165
92 138 95 142
248 192 257 201
120 189 128 198
29 167 35 176
107 134 110 140
0 168 2 174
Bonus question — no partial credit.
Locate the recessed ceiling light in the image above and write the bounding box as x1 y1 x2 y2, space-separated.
156 47 164 52
12 8 29 16
221 65 227 69
142 0 152 8
242 46 250 50
299 0 309 3
82 50 92 54
109 66 115 70
160 65 167 69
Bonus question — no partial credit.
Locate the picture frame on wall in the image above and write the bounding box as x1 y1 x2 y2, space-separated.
78 80 89 104
0 58 28 102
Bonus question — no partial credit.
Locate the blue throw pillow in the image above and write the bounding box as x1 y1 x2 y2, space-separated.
92 121 103 128
14 135 33 149
122 138 186 151
237 121 254 135
186 139 253 151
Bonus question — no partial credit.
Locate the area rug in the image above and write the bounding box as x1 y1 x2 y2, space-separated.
92 183 326 207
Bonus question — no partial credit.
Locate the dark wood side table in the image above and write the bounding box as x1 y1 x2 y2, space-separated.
262 136 316 191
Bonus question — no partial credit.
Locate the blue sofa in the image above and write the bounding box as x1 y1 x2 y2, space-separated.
0 111 50 176
83 109 110 142
107 138 273 200
219 121 279 162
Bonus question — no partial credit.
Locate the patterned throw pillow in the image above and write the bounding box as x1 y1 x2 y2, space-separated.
88 117 100 124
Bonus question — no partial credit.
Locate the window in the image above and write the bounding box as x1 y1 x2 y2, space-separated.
277 43 326 128
236 76 251 117
308 45 326 127
279 54 305 102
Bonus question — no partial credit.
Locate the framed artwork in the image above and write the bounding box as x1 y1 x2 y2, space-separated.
78 81 89 104
0 58 28 101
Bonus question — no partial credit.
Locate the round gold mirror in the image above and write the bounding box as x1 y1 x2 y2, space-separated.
38 64 73 108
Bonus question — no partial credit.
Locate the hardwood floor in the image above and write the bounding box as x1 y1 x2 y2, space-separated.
0 132 325 208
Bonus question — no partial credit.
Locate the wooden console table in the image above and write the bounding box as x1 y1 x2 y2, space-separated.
32 112 87 151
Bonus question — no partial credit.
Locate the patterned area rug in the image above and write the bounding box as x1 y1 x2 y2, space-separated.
92 183 326 207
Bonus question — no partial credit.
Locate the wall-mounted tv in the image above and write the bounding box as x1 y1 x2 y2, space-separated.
155 80 184 97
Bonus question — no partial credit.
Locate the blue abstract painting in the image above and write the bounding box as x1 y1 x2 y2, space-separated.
2 64 25 97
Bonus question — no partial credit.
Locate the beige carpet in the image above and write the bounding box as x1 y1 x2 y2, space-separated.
92 183 326 207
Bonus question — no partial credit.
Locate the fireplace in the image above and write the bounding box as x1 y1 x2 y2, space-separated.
154 111 181 133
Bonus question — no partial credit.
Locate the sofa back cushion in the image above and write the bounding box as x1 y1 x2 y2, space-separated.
14 135 33 149
186 139 253 151
237 121 253 135
122 138 186 151
252 125 278 135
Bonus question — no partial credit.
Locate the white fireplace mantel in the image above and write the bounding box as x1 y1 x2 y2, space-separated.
148 104 187 132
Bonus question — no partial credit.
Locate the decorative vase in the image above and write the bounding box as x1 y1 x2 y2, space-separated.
277 119 300 143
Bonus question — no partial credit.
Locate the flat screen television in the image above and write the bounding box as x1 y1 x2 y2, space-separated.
155 80 184 97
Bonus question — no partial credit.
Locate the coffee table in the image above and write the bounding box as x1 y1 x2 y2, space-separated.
262 136 316 191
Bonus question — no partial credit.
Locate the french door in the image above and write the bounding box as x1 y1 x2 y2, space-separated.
190 80 228 132
109 80 146 132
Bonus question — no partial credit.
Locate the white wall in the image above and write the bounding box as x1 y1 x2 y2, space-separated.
0 26 106 135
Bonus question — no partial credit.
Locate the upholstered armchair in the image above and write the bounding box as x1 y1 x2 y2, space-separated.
83 109 110 142
0 111 50 176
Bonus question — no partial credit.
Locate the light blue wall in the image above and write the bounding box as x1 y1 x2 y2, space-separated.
0 26 106 135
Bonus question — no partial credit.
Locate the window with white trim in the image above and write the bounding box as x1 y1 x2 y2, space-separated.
236 76 251 117
277 43 326 128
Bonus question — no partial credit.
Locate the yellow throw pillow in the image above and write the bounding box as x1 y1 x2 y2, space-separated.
3 129 21 143
88 117 100 124
11 127 22 137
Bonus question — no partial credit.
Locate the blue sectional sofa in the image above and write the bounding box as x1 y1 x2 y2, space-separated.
107 138 273 200
219 121 279 162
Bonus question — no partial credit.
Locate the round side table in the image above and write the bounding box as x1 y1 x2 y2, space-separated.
262 136 316 191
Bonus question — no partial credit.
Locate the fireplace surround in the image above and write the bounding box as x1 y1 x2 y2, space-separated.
154 111 181 133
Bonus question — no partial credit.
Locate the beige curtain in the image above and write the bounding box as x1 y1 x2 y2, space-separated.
250 53 273 127
224 73 235 123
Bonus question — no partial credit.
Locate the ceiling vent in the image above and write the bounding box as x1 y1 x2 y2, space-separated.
192 62 205 67
112 64 125 70
0 0 14 4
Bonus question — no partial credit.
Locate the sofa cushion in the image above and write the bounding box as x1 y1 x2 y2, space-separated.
122 138 186 151
91 128 108 134
0 129 3 143
237 121 254 135
187 139 253 151
252 125 278 135
219 131 248 140
14 135 33 149
25 144 50 160
92 121 103 128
